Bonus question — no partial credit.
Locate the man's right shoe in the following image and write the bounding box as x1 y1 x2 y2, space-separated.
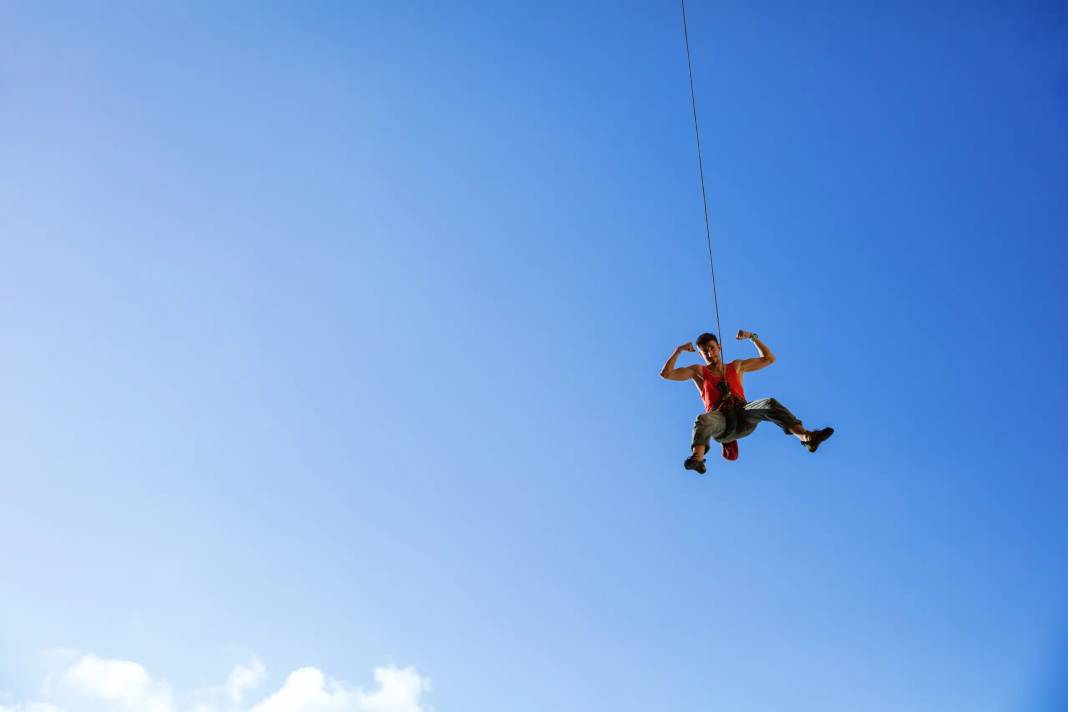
683 457 707 475
803 427 835 453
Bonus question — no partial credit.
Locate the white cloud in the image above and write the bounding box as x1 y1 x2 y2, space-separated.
56 654 173 712
225 658 266 705
356 667 428 712
248 665 427 712
248 667 353 712
7 653 429 712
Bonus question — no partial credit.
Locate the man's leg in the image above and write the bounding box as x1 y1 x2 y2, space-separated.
743 398 834 451
687 411 727 473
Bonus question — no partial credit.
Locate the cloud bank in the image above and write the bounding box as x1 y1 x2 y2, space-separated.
2 653 429 712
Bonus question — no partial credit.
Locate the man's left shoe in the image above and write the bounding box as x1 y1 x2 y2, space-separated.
683 457 707 475
804 427 835 453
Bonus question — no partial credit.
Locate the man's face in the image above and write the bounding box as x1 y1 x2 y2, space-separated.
698 339 720 364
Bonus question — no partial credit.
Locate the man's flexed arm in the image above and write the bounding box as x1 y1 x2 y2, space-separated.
735 330 776 372
660 343 698 381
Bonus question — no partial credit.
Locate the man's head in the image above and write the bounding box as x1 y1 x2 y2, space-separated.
695 332 721 364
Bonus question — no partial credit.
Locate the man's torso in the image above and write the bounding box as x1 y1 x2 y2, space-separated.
692 361 747 411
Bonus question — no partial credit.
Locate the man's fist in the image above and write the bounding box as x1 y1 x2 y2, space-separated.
678 342 695 353
736 330 754 341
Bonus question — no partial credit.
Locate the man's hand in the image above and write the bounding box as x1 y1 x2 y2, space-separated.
736 330 754 341
677 342 695 353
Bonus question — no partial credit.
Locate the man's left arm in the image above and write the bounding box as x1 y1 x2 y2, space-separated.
735 329 775 372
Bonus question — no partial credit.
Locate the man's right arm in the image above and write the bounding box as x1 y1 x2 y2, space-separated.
660 343 696 381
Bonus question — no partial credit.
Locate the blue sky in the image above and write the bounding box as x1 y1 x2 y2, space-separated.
1 1 1066 710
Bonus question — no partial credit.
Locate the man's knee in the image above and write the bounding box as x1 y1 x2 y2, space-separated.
693 411 726 439
694 411 721 426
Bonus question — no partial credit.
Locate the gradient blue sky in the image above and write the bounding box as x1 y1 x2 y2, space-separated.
2 1 1067 710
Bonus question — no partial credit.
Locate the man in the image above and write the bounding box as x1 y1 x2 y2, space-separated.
660 330 834 474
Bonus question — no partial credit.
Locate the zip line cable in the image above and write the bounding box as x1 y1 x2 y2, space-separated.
679 0 724 347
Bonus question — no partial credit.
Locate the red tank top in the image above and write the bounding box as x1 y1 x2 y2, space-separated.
700 364 746 413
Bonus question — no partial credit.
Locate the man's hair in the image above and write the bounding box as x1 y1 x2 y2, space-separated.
695 332 719 347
